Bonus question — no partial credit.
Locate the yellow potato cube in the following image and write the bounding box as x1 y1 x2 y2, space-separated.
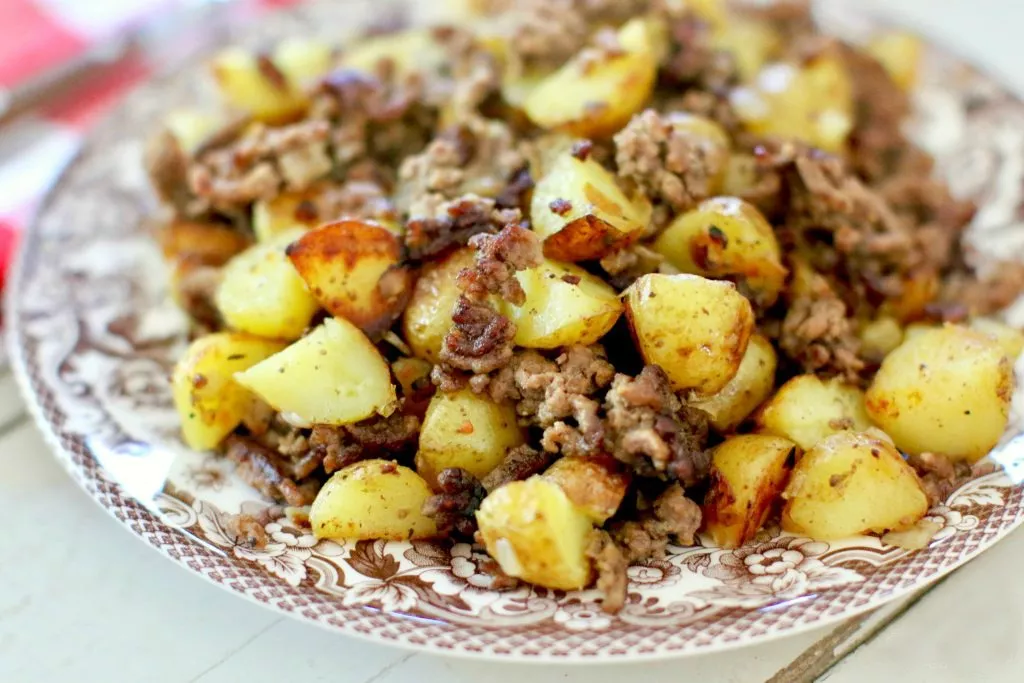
524 18 659 138
234 317 397 426
477 477 594 590
501 259 622 349
215 229 320 341
866 32 923 91
703 434 796 548
624 273 754 394
782 431 929 539
311 460 438 540
543 456 630 524
415 389 526 486
756 375 872 451
531 153 652 262
865 325 1013 461
692 333 777 432
171 333 285 450
653 196 787 307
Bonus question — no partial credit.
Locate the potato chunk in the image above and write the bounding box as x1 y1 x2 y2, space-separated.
287 220 412 336
210 40 333 122
731 48 854 153
476 477 594 590
756 375 872 451
341 29 446 79
782 432 929 540
402 247 476 363
531 153 652 262
171 334 286 450
692 333 777 432
866 32 923 91
865 325 1013 461
215 229 320 341
500 259 622 349
652 197 787 307
523 18 659 137
252 191 321 243
234 317 397 426
163 109 225 156
542 456 630 524
625 274 754 394
311 460 438 540
703 435 796 548
415 390 526 486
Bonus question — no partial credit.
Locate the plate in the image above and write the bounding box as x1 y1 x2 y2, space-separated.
9 0 1024 662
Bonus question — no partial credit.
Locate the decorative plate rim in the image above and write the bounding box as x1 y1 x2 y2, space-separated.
7 0 1024 662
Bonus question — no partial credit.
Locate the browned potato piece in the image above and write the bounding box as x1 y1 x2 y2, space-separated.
703 435 796 548
782 432 929 540
543 456 631 524
731 47 854 153
287 220 412 336
523 18 659 137
624 274 754 394
881 270 939 323
652 197 787 307
252 191 322 243
756 375 872 451
402 248 476 363
865 325 1013 462
692 333 777 432
531 153 652 262
159 220 251 266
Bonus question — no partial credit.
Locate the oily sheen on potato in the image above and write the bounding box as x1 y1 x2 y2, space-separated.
311 460 437 540
234 317 397 426
402 248 476 363
625 273 754 394
782 431 929 539
501 259 623 349
866 325 1013 461
653 196 787 307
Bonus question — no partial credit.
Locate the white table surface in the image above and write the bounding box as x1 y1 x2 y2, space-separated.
3 1 1024 681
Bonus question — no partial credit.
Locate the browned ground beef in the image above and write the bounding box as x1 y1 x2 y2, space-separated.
615 109 728 213
779 271 866 381
422 467 487 538
480 445 552 491
612 483 703 563
587 529 629 613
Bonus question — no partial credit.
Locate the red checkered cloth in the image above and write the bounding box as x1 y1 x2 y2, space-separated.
0 0 301 291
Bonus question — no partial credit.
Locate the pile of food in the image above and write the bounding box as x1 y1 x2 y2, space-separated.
150 0 1023 612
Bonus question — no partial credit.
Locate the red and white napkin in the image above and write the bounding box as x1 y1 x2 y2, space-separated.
0 0 300 291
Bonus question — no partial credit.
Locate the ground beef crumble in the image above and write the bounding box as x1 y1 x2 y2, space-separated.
480 445 552 492
779 270 866 381
612 483 703 563
908 452 998 508
587 529 629 613
422 467 487 537
615 109 728 213
604 366 712 486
